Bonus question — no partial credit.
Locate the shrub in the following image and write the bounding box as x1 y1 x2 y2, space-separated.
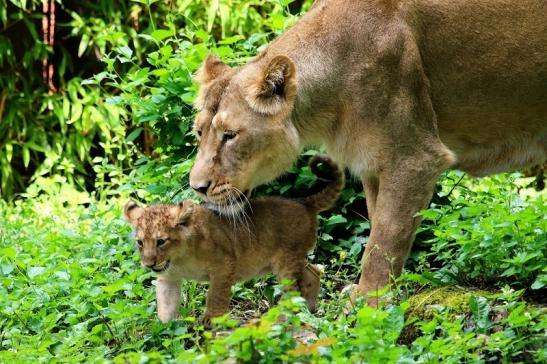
417 172 547 293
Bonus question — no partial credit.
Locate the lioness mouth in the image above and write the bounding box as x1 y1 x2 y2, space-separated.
152 260 170 273
227 189 250 203
207 199 249 218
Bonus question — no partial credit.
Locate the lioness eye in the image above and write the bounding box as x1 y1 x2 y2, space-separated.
157 239 167 247
222 131 236 143
136 240 143 248
197 130 202 137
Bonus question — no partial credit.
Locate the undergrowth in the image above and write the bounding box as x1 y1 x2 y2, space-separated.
0 173 545 363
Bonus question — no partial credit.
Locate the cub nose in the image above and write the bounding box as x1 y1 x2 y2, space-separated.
143 261 155 269
191 181 211 194
142 255 156 268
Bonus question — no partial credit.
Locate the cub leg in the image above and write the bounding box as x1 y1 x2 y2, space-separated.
204 275 234 321
298 262 321 312
274 258 319 311
156 275 182 322
357 167 439 305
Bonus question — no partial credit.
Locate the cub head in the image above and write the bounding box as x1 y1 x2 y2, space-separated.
123 200 194 273
189 54 301 215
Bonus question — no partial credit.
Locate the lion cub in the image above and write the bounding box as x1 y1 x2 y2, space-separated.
124 155 344 323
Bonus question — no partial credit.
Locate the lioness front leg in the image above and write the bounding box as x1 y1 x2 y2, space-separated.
357 166 440 304
362 175 379 223
156 276 182 322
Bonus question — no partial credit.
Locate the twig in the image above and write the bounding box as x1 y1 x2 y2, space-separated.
0 91 6 124
99 312 120 347
445 173 466 199
12 310 33 334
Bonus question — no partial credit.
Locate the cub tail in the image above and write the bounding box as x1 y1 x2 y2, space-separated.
303 155 345 212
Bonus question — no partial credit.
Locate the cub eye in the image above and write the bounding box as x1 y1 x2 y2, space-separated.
222 131 236 143
157 239 167 247
136 240 143 248
197 130 202 137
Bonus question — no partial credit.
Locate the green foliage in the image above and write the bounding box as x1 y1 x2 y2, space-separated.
1 176 545 363
417 172 547 292
0 0 141 199
0 0 312 200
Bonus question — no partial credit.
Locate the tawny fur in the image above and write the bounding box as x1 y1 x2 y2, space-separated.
189 0 547 302
125 156 344 322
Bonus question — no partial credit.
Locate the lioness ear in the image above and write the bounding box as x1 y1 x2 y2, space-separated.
173 201 194 228
195 54 230 85
194 54 231 110
124 201 144 225
245 55 297 115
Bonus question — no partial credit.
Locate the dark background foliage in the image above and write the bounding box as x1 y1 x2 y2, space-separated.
0 0 308 200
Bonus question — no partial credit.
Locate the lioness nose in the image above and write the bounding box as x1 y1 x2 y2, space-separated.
191 181 211 194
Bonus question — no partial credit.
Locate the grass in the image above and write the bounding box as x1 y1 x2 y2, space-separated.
0 173 545 363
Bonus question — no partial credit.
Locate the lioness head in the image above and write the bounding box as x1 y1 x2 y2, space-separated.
189 54 301 214
123 201 194 273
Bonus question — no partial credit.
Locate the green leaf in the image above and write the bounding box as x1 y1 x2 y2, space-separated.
159 45 173 58
54 271 70 280
531 275 546 290
106 96 124 105
5 143 12 162
1 262 14 275
126 128 144 143
207 0 219 32
78 33 90 58
384 306 405 343
28 266 46 279
325 215 347 226
1 247 17 260
69 102 83 123
151 29 175 42
469 296 491 333
195 29 210 41
349 239 364 257
22 146 30 168
218 35 243 45
116 46 133 59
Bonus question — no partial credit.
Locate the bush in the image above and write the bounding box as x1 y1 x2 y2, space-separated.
417 172 547 293
1 0 314 200
1 178 545 363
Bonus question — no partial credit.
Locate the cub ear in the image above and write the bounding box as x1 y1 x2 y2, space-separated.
195 54 231 85
172 201 194 228
123 200 144 225
245 55 297 115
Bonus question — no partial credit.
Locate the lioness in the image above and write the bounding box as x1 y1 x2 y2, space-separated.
189 0 547 302
125 155 344 322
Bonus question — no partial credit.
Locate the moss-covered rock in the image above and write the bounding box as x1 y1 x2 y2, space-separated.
399 286 490 343
406 286 490 321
